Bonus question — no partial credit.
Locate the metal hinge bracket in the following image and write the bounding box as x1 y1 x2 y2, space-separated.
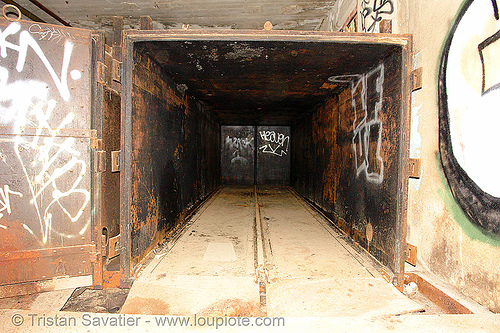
91 138 103 150
411 67 423 91
409 158 421 179
112 58 122 83
94 150 106 173
107 235 120 259
111 150 120 172
97 61 107 85
406 243 417 266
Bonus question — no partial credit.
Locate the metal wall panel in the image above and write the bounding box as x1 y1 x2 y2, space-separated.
257 126 290 185
221 126 255 185
122 44 220 274
291 47 410 284
0 18 98 286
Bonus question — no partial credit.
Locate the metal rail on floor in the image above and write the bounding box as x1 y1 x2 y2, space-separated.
253 185 268 316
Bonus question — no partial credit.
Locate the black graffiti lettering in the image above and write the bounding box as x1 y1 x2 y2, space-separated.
492 0 499 20
361 0 394 32
478 29 500 95
439 0 500 235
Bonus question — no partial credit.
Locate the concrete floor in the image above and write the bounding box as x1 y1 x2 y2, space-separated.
121 186 422 316
1 186 500 332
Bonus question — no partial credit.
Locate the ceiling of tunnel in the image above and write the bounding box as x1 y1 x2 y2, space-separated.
5 0 339 41
137 39 397 125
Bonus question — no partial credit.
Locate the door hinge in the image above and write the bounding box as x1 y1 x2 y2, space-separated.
411 67 423 91
111 150 120 172
108 235 120 259
91 138 103 150
406 243 417 266
409 158 421 179
112 59 122 83
94 150 106 173
97 61 108 85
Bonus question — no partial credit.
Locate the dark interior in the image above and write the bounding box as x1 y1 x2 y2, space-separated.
122 33 409 283
135 40 399 124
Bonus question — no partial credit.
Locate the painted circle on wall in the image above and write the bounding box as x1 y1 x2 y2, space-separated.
439 0 500 234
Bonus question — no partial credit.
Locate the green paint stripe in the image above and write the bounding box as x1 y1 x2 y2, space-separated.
436 154 500 246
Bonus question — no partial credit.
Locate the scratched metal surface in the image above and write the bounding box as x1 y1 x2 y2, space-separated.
0 18 94 284
256 126 290 185
126 46 221 271
291 48 407 274
221 126 255 185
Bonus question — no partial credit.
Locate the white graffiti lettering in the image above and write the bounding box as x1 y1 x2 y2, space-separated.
0 22 89 242
29 24 73 43
0 22 74 101
225 136 253 165
259 130 290 157
0 184 23 220
329 64 385 184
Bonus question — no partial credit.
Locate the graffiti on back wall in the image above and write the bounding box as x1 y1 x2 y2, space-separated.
439 0 500 235
0 21 90 243
225 136 254 165
329 63 385 184
259 130 290 157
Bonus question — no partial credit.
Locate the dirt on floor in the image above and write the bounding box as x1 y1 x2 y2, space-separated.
60 287 130 313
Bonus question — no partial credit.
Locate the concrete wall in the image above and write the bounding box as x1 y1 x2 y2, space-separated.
330 0 500 313
403 0 500 312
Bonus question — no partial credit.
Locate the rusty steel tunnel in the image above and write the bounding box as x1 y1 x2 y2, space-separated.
0 17 414 312
118 29 412 294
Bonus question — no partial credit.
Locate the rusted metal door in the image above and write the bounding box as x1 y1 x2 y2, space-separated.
0 17 104 295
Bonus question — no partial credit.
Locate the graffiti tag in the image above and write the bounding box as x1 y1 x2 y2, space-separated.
259 130 290 157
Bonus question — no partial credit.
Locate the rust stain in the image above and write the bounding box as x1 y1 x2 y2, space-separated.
102 271 121 289
197 298 262 317
120 296 172 315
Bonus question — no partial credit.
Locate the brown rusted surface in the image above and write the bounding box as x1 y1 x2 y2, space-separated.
102 271 121 289
136 37 400 125
0 18 100 288
405 273 474 314
101 88 121 242
126 44 220 272
198 298 262 317
0 245 94 285
121 30 411 281
291 46 410 275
